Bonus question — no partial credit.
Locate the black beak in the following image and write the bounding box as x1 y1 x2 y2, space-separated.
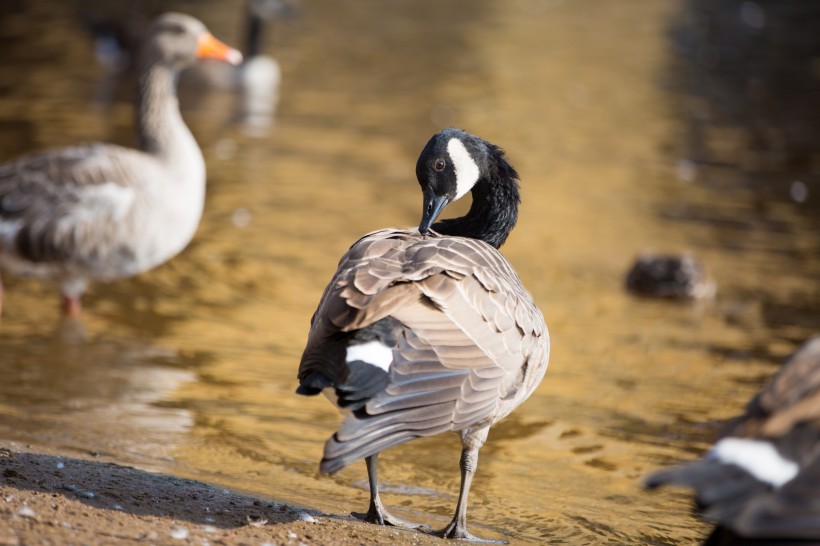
419 192 450 234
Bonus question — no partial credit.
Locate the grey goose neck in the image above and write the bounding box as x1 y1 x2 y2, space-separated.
135 60 198 163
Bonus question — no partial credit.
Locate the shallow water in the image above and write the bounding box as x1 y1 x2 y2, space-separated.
0 0 818 544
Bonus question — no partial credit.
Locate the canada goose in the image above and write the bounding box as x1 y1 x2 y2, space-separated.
625 252 716 300
183 0 298 134
297 128 550 541
645 336 820 545
0 13 242 317
236 0 295 134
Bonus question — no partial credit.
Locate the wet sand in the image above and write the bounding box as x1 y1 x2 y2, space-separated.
0 441 447 546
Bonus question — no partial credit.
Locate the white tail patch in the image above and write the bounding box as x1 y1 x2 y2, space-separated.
711 438 799 487
447 138 480 200
346 341 393 372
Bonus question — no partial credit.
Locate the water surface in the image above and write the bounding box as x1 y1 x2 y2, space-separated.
0 1 818 544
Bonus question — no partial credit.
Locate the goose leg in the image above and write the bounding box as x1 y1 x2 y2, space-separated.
60 279 86 318
61 295 82 318
355 454 425 530
435 429 504 543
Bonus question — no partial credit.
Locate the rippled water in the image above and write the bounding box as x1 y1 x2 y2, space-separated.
0 1 818 544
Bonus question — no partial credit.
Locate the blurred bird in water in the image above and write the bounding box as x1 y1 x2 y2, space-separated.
625 252 716 300
646 336 820 546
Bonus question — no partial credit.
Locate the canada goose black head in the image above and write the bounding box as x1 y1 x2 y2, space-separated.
245 0 301 55
416 128 520 249
140 13 242 72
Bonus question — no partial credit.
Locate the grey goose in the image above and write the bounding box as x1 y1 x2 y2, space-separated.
297 128 550 541
646 336 820 545
0 13 241 317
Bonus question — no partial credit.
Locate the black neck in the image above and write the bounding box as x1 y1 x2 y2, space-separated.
245 13 264 58
432 147 520 249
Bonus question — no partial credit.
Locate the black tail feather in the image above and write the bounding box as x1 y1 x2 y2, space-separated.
296 372 333 395
645 459 771 527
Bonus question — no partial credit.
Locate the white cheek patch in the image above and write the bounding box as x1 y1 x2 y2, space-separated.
346 341 393 372
710 438 799 487
447 138 480 200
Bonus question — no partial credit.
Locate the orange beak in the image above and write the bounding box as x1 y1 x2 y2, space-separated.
196 32 243 65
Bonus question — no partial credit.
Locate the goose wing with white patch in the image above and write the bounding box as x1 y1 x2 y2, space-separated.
646 337 820 538
0 143 142 263
298 228 549 474
727 451 820 538
646 430 820 537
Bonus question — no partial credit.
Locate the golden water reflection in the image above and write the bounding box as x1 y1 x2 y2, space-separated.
0 0 818 544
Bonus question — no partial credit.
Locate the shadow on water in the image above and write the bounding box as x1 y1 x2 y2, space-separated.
668 0 820 210
666 0 820 345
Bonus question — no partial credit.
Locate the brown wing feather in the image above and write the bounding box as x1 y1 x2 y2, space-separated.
300 228 549 473
727 336 820 440
729 453 820 537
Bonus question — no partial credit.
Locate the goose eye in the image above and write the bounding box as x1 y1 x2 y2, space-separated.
434 158 446 171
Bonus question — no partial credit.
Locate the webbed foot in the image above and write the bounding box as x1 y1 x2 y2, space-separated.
431 520 507 543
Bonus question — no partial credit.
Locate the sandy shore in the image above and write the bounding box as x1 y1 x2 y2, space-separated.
0 442 446 546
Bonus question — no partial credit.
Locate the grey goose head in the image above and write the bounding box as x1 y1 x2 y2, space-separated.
416 128 521 249
139 13 243 71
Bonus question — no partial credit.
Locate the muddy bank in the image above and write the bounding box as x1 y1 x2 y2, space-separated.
0 442 445 546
